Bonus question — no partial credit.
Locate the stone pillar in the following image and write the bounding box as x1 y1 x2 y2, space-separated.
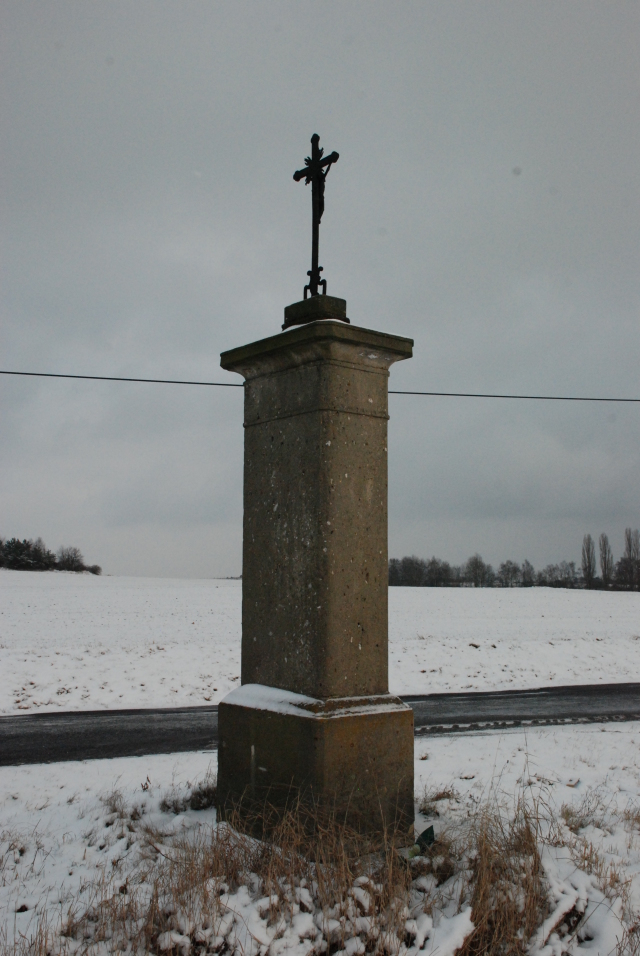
217 307 414 835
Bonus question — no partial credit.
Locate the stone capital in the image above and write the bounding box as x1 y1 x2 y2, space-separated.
221 319 413 383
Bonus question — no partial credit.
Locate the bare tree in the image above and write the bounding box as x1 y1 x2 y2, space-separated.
465 554 494 587
399 555 427 586
624 528 640 590
497 560 520 587
537 564 559 586
57 545 85 572
558 561 578 587
615 555 635 589
424 557 453 587
624 528 635 561
599 533 613 588
521 560 535 587
581 534 596 588
388 558 402 586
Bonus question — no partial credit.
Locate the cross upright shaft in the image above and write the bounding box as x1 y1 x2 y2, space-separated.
293 134 339 298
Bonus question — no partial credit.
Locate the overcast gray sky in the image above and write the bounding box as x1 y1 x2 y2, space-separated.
2 1 639 578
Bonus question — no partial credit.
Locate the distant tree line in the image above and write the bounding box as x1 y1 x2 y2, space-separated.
0 537 101 574
389 527 640 591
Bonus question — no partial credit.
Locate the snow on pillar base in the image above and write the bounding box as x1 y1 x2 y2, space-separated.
217 684 414 837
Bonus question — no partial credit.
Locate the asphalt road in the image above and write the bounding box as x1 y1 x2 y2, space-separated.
2 683 640 767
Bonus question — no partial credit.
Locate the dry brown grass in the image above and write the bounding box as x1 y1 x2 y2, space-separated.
560 790 610 835
456 793 546 956
159 771 218 815
623 804 640 833
1 796 417 956
3 779 639 956
616 921 640 956
553 791 633 918
418 785 459 819
0 917 53 956
408 833 459 890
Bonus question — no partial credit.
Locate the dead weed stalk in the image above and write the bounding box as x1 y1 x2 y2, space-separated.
457 792 547 956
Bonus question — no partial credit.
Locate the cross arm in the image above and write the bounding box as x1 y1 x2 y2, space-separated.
293 151 340 182
320 151 339 168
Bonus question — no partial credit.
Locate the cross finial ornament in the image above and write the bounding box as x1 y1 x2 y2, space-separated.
294 134 339 298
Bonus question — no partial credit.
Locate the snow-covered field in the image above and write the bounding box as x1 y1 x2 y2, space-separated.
3 724 640 954
3 570 640 952
1 569 640 715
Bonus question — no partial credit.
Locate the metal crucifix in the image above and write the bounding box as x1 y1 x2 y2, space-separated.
294 134 339 298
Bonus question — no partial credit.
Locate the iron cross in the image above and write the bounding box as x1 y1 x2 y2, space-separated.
293 134 339 298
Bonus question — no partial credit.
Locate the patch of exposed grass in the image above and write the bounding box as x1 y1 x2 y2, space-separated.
159 771 218 815
457 793 546 955
418 785 459 818
560 790 609 834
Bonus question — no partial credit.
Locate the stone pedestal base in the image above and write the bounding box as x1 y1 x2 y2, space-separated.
217 684 414 837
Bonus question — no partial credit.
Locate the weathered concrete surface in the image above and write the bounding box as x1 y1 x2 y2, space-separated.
217 685 414 830
221 320 413 699
219 318 414 834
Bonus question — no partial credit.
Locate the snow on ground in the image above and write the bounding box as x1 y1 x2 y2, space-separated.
1 570 640 715
3 724 640 953
0 572 242 714
414 723 640 915
390 585 640 694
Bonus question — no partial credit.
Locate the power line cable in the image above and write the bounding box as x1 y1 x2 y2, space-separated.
0 370 242 387
1 369 639 402
388 389 640 402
